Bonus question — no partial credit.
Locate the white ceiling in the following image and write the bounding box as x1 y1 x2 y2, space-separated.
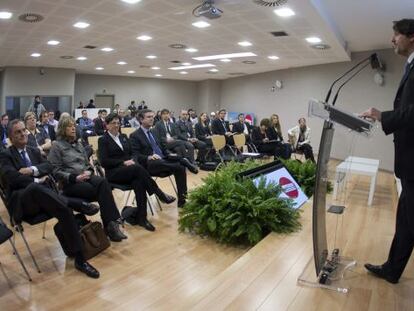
0 0 410 81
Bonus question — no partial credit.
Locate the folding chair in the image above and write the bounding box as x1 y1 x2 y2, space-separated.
121 127 135 138
211 135 236 162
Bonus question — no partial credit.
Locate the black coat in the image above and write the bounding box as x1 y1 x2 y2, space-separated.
251 127 267 146
153 120 176 149
266 126 284 142
211 118 230 135
232 121 252 135
130 128 167 167
175 120 194 140
94 118 106 136
194 123 211 141
382 61 414 180
0 146 53 222
38 123 56 141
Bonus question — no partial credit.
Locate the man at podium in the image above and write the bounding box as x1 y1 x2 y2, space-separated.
361 19 414 284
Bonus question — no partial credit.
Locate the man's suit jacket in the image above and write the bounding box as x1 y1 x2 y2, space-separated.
153 120 176 149
382 61 414 180
232 121 252 135
98 132 132 179
211 118 230 135
174 120 194 141
0 125 8 143
0 146 53 222
130 128 167 168
94 118 106 135
38 123 56 141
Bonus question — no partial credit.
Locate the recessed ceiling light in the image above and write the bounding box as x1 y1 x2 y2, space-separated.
274 8 295 17
151 66 160 70
209 68 219 72
95 67 104 70
60 55 74 59
181 62 191 66
192 21 211 28
193 52 257 61
127 70 135 73
180 71 188 75
77 56 87 61
47 40 60 46
238 41 252 47
0 11 13 19
146 55 157 59
117 61 127 65
121 0 142 3
169 64 215 70
242 60 256 64
101 47 114 52
155 74 163 77
73 22 90 29
306 37 322 43
31 53 41 58
220 58 231 63
169 43 187 49
137 35 152 41
185 48 198 53
268 55 280 60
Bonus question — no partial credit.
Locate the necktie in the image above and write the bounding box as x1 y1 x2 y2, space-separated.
165 122 171 134
222 120 227 132
147 131 163 157
400 62 411 87
20 150 32 167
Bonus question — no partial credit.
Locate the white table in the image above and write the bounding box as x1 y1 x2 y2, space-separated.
333 156 379 206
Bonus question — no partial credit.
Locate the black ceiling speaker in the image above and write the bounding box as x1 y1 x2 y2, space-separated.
253 0 288 7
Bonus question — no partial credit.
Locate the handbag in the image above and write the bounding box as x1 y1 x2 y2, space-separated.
80 221 110 260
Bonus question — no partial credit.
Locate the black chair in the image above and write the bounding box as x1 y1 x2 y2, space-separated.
0 215 32 281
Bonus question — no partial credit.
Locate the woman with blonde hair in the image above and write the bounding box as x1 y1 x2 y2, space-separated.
48 117 127 242
267 114 292 159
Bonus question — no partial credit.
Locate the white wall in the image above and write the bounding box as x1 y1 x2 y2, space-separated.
1 67 76 110
197 80 221 115
220 49 404 171
75 74 198 115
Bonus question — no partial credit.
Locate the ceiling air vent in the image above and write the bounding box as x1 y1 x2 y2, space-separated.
18 13 44 23
253 0 287 7
311 44 331 50
242 60 256 65
139 65 151 69
270 31 288 37
83 45 97 49
228 72 246 76
169 44 187 49
60 56 74 59
170 60 182 63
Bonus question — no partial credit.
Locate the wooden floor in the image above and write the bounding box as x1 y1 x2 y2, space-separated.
0 161 412 311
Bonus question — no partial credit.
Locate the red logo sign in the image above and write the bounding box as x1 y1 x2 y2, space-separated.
279 177 299 198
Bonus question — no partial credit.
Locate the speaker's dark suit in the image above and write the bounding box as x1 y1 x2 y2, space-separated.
380 60 414 281
0 146 82 254
98 132 161 218
130 128 187 204
211 118 234 145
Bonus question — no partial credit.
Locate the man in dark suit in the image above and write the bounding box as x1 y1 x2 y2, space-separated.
118 109 131 128
0 119 100 278
175 110 207 163
98 113 175 231
38 111 56 141
361 19 414 284
130 109 198 207
0 114 9 148
94 109 108 135
86 99 96 109
153 109 195 163
211 109 234 145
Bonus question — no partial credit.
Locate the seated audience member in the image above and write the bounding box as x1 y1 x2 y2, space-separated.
211 109 234 145
48 117 126 242
0 119 100 278
153 109 196 164
86 99 96 109
38 111 56 141
288 117 315 162
154 110 161 124
209 112 216 125
0 114 9 148
195 112 213 148
98 113 176 231
128 100 137 113
128 111 140 129
113 104 120 114
28 95 46 119
77 109 95 139
138 100 148 110
48 111 59 131
266 114 292 159
188 109 198 125
94 109 108 136
251 118 283 158
169 111 176 123
24 112 51 156
232 113 252 144
130 109 198 208
77 101 86 109
118 109 131 128
175 110 207 163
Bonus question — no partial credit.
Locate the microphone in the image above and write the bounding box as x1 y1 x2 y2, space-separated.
325 53 379 104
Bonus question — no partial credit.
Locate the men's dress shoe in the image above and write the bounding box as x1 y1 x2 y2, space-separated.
364 263 398 284
106 221 127 242
180 158 199 174
137 218 156 232
177 200 186 208
157 192 176 204
79 202 100 216
75 261 100 279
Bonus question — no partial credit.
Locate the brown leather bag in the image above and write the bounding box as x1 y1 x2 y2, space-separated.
80 221 110 260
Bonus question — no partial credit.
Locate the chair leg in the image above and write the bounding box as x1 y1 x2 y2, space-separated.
125 190 133 206
155 195 163 211
9 239 32 281
17 226 41 273
42 222 47 239
168 176 178 196
147 197 154 216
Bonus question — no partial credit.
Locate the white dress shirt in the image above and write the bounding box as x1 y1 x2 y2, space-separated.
108 131 123 150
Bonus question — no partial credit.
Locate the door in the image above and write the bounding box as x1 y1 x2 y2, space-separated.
95 94 115 109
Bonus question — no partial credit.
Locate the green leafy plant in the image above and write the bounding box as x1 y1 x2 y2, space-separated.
179 160 302 246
